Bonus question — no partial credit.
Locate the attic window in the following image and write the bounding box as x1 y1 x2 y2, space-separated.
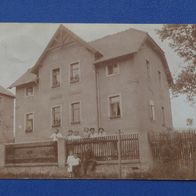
52 68 60 88
25 86 34 97
106 64 119 76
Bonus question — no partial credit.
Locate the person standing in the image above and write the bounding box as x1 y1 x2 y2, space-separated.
50 129 63 141
82 145 97 176
98 128 106 137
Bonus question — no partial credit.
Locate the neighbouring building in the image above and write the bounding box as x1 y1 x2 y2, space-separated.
0 85 15 143
10 25 173 143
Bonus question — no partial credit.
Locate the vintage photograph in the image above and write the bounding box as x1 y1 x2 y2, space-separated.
0 23 195 179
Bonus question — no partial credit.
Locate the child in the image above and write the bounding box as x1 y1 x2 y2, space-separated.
66 151 75 178
72 153 81 177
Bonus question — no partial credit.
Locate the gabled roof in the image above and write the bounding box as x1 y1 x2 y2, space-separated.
0 85 15 98
90 28 147 63
10 25 173 88
31 25 102 73
9 68 37 89
89 28 173 84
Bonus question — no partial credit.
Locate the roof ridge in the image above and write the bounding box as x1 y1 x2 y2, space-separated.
89 27 147 43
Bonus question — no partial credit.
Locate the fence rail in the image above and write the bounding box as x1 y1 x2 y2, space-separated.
148 131 196 168
3 133 140 166
65 134 139 161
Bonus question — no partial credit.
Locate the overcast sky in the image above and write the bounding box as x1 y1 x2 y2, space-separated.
0 23 195 128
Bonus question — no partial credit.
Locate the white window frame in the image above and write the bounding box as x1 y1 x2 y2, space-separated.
108 94 122 119
106 63 120 77
69 61 80 84
70 101 81 124
145 59 151 79
149 100 155 121
158 70 162 87
51 67 61 88
24 112 34 133
51 105 62 128
161 106 166 126
25 86 34 97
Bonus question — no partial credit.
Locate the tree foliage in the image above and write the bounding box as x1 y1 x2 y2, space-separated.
157 24 196 103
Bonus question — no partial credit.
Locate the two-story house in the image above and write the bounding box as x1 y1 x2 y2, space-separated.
10 25 173 143
0 85 15 143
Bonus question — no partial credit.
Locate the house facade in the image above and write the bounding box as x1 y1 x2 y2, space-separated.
10 25 173 143
0 85 15 143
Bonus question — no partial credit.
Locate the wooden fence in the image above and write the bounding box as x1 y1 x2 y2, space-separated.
65 134 140 161
148 131 196 169
3 133 140 166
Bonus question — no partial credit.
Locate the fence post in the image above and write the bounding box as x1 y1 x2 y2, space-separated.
0 144 5 167
139 132 154 172
117 129 122 179
57 138 65 168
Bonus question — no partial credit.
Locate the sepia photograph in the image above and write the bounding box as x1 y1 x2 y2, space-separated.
0 23 195 179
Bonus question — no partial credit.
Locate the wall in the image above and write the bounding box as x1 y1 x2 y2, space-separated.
0 95 14 143
96 56 140 134
15 43 98 142
134 42 173 133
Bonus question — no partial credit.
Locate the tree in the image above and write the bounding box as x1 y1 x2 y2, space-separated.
157 25 196 104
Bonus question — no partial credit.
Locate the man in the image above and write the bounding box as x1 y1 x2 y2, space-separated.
50 129 63 141
82 145 97 176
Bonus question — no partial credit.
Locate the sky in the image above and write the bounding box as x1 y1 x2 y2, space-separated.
0 23 195 129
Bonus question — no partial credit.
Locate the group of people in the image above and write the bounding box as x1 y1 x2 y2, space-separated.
49 128 107 177
66 146 97 178
50 127 107 141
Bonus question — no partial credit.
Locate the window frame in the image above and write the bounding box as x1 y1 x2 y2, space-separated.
25 112 34 133
108 94 122 119
158 70 162 87
25 86 34 97
106 63 120 77
70 101 81 124
51 105 62 128
145 59 151 80
51 67 61 88
69 62 80 84
149 100 155 121
161 106 166 126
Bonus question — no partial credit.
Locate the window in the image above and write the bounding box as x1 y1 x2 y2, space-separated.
70 62 80 83
25 86 34 97
109 95 121 119
161 106 166 126
149 100 155 121
158 71 162 86
106 64 119 76
52 106 61 127
52 68 60 87
0 112 2 127
146 59 151 79
71 102 80 124
25 113 34 133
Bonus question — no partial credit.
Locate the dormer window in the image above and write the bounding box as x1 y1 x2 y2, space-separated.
106 64 119 76
25 86 34 97
52 68 60 88
70 62 80 84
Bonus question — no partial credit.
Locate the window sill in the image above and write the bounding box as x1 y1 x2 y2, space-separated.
110 116 121 120
70 80 80 84
25 129 33 133
71 121 80 125
52 124 61 128
52 84 60 88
